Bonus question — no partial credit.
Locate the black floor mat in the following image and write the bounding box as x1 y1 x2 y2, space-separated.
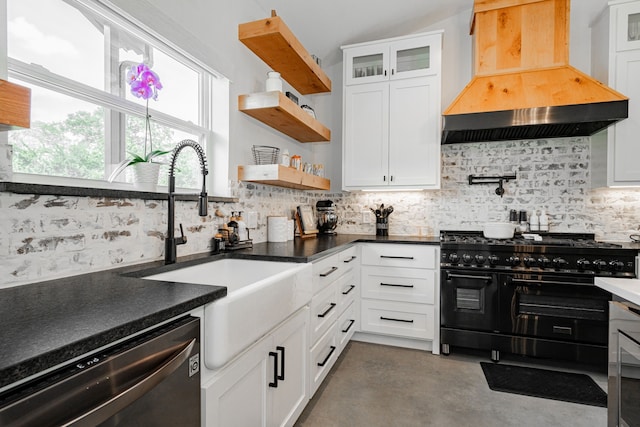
480 362 607 407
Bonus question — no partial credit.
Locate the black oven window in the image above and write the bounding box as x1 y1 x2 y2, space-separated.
456 288 483 311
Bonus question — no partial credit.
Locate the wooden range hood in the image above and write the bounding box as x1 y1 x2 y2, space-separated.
441 0 628 144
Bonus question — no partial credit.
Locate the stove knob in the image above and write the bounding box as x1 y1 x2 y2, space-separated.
474 254 486 265
523 257 537 267
462 254 473 265
448 253 459 264
553 257 568 269
593 259 608 272
488 255 500 266
538 257 552 269
577 258 591 271
507 256 521 267
609 260 625 271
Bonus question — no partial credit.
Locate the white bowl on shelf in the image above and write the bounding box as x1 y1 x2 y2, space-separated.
483 222 516 239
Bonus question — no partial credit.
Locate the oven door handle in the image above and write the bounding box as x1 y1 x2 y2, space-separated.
508 278 592 287
446 273 493 282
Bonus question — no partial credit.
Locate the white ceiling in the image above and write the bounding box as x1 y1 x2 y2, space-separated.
252 0 610 67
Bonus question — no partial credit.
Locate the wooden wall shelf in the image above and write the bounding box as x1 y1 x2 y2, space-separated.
238 91 331 143
239 14 331 95
238 164 330 191
0 79 30 130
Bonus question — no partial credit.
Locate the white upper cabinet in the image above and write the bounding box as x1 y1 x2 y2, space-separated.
342 31 442 190
591 0 640 187
344 33 441 85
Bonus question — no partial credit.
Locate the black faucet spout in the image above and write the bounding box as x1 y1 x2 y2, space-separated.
165 140 209 264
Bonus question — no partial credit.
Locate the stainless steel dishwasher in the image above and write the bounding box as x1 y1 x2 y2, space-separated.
0 316 201 426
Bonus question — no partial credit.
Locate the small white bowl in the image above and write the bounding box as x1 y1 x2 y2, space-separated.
483 222 516 239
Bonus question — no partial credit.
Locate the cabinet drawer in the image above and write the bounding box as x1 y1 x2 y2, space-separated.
337 269 358 311
310 280 339 344
309 322 338 397
337 301 357 352
361 244 437 269
360 299 434 340
312 246 358 295
361 266 435 304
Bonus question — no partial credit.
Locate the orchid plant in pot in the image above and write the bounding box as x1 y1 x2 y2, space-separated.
108 62 168 190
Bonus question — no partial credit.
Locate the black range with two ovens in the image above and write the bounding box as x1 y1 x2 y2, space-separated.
439 230 637 367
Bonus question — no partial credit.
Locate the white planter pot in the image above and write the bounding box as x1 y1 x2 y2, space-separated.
131 162 160 192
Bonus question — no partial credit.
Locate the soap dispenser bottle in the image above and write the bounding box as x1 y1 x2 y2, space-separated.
236 211 248 241
539 210 549 232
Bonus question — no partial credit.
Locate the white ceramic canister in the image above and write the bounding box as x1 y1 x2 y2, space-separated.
267 216 288 242
266 71 283 92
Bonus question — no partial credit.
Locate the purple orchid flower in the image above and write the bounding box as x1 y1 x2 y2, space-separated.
128 63 162 100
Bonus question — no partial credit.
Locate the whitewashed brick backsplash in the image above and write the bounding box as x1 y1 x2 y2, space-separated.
2 137 640 287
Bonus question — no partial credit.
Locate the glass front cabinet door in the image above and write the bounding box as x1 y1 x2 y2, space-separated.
615 0 640 51
344 33 441 85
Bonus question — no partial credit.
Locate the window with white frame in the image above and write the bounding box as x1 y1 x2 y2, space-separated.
6 0 227 190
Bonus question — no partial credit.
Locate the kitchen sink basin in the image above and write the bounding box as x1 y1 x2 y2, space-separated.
142 258 312 369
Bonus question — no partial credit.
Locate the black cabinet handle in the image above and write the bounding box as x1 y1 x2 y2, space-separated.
268 351 278 388
320 266 338 277
342 319 355 333
342 284 356 295
447 273 493 281
380 255 414 260
380 316 414 323
380 282 414 288
318 303 337 318
276 346 285 381
343 256 357 263
317 346 337 367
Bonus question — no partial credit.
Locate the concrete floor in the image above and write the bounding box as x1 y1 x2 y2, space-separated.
296 341 607 427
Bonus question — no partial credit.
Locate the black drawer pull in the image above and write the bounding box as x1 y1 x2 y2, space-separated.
343 256 357 263
380 316 414 324
342 285 356 295
380 282 414 288
268 351 279 388
317 346 337 367
276 346 285 381
342 319 355 333
318 303 336 318
380 255 414 260
447 273 493 281
320 266 338 277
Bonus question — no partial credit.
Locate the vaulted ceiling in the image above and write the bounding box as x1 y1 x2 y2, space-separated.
252 0 608 67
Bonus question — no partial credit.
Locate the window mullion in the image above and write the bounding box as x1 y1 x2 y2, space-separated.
103 24 126 178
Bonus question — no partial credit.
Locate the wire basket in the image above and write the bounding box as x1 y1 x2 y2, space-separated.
252 145 280 165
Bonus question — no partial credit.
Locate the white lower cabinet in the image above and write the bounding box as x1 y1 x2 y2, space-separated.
309 321 338 394
308 245 360 397
337 301 357 352
361 299 434 340
202 307 309 427
358 244 439 352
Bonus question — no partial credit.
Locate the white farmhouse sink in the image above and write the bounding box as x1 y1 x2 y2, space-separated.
143 258 312 369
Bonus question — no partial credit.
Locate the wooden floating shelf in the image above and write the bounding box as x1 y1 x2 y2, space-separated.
238 91 331 143
238 164 330 191
0 79 30 131
238 14 331 95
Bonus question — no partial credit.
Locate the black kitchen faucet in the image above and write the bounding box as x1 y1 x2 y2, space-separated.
165 139 208 264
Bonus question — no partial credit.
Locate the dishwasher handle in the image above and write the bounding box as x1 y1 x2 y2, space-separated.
64 338 196 426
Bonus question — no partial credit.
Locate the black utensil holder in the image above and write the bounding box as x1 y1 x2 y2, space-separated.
376 218 388 236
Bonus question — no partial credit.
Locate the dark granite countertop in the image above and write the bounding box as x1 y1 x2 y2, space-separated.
0 233 438 391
